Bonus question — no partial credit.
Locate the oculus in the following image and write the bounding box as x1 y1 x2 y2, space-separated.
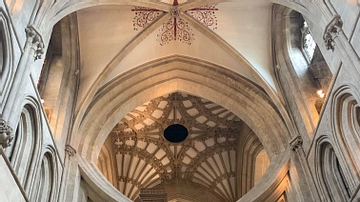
164 124 188 143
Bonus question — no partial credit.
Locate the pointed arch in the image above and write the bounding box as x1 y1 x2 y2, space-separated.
97 138 117 187
331 85 360 183
0 8 14 106
315 136 352 201
9 97 43 195
74 55 290 163
31 148 58 202
239 131 269 197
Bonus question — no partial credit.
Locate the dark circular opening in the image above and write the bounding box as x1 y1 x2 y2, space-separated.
164 124 188 143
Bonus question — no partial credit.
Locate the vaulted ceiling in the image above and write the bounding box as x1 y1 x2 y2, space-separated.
76 1 275 200
97 92 269 201
75 0 278 112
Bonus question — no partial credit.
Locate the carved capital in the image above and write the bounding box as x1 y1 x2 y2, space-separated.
25 25 45 60
323 15 343 52
0 119 14 148
290 136 303 151
65 144 77 156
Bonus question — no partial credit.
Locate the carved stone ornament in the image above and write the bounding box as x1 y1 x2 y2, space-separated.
170 7 180 18
65 144 77 156
323 15 343 52
139 187 167 202
290 136 303 151
25 25 45 60
0 119 14 148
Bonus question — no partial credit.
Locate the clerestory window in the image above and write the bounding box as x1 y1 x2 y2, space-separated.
301 21 316 62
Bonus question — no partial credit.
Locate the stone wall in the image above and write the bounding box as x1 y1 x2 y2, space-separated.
1 0 360 201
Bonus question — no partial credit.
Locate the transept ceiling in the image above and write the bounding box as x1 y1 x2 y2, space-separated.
98 92 267 201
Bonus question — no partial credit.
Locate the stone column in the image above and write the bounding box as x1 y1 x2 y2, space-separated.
289 136 321 202
2 25 45 128
58 145 83 202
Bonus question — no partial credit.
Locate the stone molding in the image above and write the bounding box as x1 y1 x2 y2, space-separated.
323 15 343 52
0 119 14 148
140 187 166 194
25 25 45 60
289 136 303 151
65 144 77 156
139 187 167 202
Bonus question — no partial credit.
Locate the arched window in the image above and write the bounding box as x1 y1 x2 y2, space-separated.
273 7 333 135
301 21 316 62
318 142 351 201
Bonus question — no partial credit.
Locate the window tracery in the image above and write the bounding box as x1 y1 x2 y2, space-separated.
301 21 316 62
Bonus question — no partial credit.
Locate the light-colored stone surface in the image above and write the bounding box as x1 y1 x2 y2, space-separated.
2 0 360 201
0 153 27 202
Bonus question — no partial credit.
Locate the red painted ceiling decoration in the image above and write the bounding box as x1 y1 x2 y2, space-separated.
157 7 194 46
131 7 164 31
186 5 218 31
131 0 218 46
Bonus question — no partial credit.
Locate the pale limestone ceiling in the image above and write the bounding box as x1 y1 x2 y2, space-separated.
104 92 243 201
76 0 278 110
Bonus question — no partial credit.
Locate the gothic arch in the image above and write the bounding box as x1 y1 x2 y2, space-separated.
331 85 360 183
31 147 58 202
97 138 117 187
10 98 43 196
0 8 14 105
272 5 333 145
72 56 292 201
39 2 292 142
239 131 269 197
315 136 352 202
271 0 330 28
28 0 44 25
74 56 291 163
